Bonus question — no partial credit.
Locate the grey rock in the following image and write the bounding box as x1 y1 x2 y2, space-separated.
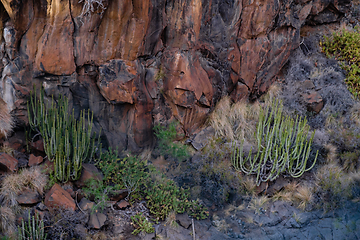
88 212 107 229
176 213 192 229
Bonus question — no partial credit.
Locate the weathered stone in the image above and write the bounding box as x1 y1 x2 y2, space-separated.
114 200 130 210
190 126 215 151
28 154 43 167
0 152 18 172
88 212 107 229
302 91 324 114
79 198 95 212
109 189 128 202
44 183 76 211
17 188 41 205
74 164 103 188
176 213 192 229
30 139 44 153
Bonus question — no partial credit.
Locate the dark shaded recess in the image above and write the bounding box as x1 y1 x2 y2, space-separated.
160 26 168 47
218 0 236 25
306 4 343 25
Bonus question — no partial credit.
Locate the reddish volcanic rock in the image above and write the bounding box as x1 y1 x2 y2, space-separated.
0 0 351 152
44 184 76 211
28 154 43 167
0 152 18 172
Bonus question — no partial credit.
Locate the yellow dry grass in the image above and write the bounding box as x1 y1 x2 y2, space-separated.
0 97 13 139
208 96 260 142
242 177 257 196
0 206 16 236
0 167 48 207
294 185 313 210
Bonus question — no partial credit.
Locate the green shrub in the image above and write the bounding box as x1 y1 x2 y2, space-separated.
131 212 154 235
83 178 115 212
96 149 208 221
232 99 318 186
28 86 98 182
321 27 360 98
18 212 46 240
154 122 189 160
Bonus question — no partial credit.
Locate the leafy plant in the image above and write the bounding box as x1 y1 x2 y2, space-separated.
96 149 208 221
232 99 318 186
131 212 154 235
18 212 46 240
28 86 98 182
320 27 360 98
154 122 189 161
83 178 115 212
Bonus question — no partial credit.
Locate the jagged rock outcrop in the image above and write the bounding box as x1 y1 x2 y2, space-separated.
0 0 351 150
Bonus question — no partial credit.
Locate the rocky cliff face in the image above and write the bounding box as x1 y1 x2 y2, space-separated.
0 0 351 151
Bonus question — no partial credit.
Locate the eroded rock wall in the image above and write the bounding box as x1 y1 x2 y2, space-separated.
0 0 351 150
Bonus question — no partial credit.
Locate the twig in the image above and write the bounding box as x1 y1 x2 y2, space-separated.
75 192 86 215
192 218 195 240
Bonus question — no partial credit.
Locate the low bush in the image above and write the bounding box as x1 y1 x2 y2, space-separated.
131 212 154 235
154 122 190 161
320 27 360 98
96 149 208 222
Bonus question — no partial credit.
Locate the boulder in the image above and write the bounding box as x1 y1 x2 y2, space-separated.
17 188 41 205
44 183 76 211
74 163 103 188
88 212 107 229
0 152 18 172
28 154 43 167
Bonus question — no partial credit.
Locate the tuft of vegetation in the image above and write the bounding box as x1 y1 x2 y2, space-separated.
18 212 47 240
0 167 48 207
28 86 98 182
320 27 360 98
0 97 13 139
83 178 115 212
0 206 16 237
232 99 318 186
79 0 106 16
154 122 190 161
131 212 155 235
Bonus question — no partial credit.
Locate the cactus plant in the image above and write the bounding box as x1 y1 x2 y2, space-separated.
28 86 97 182
231 99 318 186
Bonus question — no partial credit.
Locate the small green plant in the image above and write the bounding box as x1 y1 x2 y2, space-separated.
18 212 47 240
321 27 360 98
187 199 209 220
232 99 318 186
154 122 189 160
83 178 115 212
28 86 98 182
131 212 154 235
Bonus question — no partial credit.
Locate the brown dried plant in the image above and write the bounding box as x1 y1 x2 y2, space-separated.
0 97 13 139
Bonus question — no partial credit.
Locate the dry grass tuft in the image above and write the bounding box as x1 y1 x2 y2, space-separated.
242 177 257 196
208 96 260 142
272 190 293 202
0 98 13 139
248 196 269 214
165 211 178 228
294 185 313 210
0 167 48 207
0 146 14 156
0 206 16 236
350 102 360 126
324 144 338 163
